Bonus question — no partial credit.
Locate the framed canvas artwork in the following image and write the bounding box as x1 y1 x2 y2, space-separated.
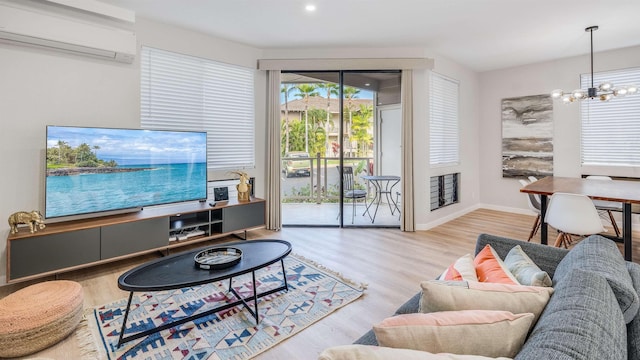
501 94 553 178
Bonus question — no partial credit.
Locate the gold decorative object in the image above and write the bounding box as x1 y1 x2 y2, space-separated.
229 171 251 202
8 210 46 234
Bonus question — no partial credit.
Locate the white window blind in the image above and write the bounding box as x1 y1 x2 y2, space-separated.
430 72 460 166
581 67 640 166
141 47 255 171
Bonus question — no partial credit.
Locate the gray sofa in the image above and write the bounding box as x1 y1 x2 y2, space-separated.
355 233 640 359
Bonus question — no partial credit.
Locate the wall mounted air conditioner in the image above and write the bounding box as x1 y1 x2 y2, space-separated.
0 4 136 63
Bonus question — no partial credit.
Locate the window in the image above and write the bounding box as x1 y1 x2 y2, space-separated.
430 173 459 211
581 67 640 167
429 72 460 166
141 47 255 171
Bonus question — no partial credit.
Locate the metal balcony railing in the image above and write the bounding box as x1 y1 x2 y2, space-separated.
281 153 373 204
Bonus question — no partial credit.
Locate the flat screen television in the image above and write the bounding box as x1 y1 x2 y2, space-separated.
45 125 207 220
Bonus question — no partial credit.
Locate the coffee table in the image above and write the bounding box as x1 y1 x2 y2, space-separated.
116 239 292 346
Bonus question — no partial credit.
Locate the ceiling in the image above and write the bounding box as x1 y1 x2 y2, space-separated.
101 0 640 72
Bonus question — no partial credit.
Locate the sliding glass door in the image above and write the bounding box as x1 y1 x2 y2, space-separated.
280 71 401 227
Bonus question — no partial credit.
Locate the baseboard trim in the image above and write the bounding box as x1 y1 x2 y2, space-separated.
416 203 640 230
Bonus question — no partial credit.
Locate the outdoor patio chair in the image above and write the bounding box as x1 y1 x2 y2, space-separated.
336 166 370 224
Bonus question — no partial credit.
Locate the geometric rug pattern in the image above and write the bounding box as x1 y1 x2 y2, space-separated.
78 254 365 360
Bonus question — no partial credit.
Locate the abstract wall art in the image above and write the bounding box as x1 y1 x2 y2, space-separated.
501 94 553 178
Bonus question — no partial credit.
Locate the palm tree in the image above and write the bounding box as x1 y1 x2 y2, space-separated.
317 82 339 156
56 140 69 164
343 86 360 157
352 104 374 156
281 84 295 154
295 84 319 153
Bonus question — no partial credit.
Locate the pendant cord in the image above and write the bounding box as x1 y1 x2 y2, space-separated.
590 28 594 89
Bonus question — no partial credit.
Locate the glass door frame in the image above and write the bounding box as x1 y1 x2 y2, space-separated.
280 70 401 228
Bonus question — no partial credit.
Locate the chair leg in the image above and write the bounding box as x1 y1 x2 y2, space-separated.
607 210 621 237
553 233 564 248
562 233 572 249
352 197 356 224
527 215 540 242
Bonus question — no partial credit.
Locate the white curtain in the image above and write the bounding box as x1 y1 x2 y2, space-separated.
266 70 282 230
401 70 415 232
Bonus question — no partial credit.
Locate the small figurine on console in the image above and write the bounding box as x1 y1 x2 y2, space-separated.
229 171 251 202
8 210 46 234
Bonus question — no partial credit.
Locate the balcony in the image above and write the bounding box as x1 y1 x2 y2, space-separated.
281 155 401 227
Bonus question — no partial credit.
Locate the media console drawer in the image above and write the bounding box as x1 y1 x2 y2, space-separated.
9 228 100 280
101 217 169 259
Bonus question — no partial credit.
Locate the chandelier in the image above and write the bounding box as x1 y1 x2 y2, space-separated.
551 26 638 103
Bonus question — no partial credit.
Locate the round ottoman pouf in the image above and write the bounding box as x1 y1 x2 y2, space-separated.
0 280 83 358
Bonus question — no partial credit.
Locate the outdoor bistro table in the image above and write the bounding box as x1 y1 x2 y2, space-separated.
521 176 640 261
361 175 401 223
116 239 291 346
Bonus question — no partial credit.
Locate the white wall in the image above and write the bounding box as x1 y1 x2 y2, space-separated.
478 45 640 213
0 16 263 284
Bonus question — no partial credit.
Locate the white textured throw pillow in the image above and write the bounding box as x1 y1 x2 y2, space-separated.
503 245 552 287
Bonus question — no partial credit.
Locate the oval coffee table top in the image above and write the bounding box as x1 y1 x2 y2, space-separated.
118 239 291 292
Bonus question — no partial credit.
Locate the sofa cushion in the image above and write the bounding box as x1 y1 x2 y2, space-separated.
319 345 514 360
373 310 533 358
515 268 627 360
419 281 553 324
553 235 639 323
625 261 640 359
503 245 552 287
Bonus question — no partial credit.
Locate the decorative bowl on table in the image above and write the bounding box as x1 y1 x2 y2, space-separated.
194 247 242 270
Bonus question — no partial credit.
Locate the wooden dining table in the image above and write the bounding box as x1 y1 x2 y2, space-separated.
520 176 640 261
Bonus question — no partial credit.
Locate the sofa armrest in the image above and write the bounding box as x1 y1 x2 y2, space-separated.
475 233 568 278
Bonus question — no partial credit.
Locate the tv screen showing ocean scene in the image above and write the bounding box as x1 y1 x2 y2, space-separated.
45 126 207 219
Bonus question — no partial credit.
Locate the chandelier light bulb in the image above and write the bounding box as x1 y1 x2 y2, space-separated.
613 88 628 97
562 94 574 103
551 89 564 99
572 90 586 99
627 85 638 94
599 94 612 101
599 82 613 91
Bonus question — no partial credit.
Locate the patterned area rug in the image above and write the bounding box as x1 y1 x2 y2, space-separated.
78 254 365 360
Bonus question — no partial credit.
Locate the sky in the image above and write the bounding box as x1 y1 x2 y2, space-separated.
281 86 374 104
46 126 207 165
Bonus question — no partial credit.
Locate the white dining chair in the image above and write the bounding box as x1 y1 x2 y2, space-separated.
586 175 622 237
519 179 541 242
544 192 606 248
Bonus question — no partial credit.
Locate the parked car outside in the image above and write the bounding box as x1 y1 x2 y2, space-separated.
282 152 311 177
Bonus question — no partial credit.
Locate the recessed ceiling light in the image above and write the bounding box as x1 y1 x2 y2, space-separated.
305 4 316 12
364 83 371 87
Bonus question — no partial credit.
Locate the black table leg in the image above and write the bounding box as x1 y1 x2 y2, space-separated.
540 195 548 245
117 292 134 347
281 259 289 291
624 203 632 261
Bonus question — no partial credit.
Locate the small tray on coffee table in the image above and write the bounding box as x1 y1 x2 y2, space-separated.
194 247 242 270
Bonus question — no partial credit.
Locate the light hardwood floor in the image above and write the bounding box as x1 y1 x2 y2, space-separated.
2 208 638 359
